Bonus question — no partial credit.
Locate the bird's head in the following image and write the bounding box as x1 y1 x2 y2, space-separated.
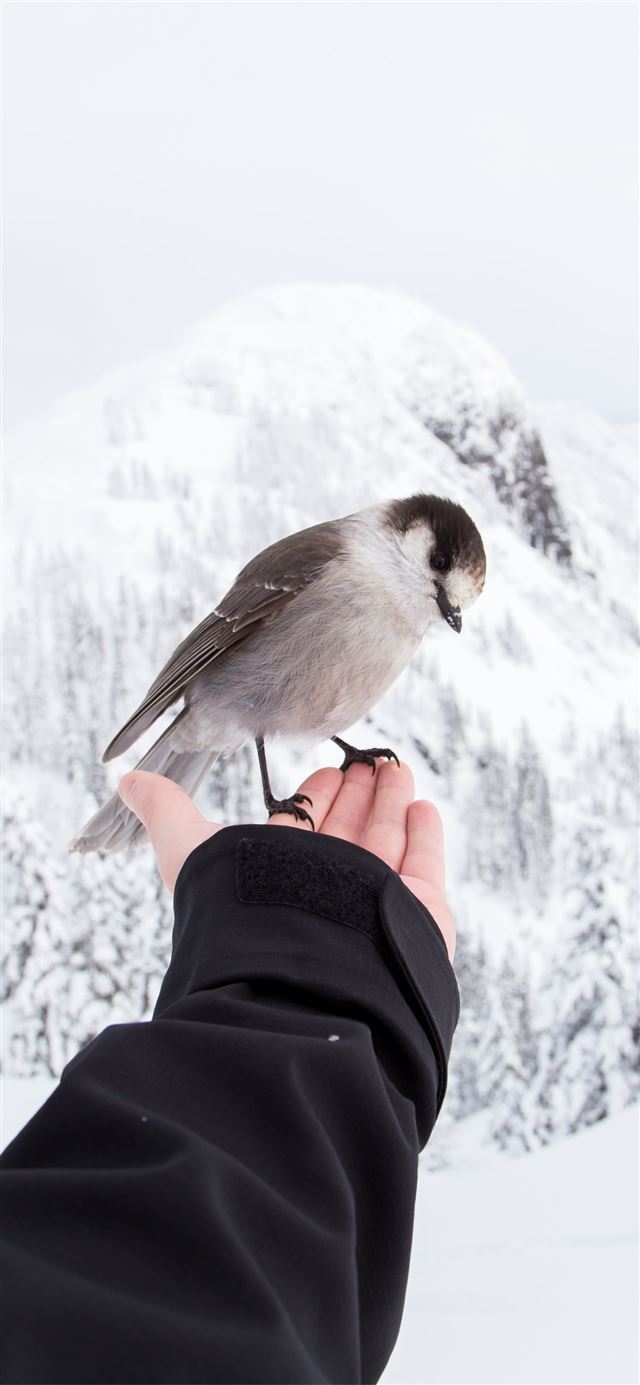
387 494 486 633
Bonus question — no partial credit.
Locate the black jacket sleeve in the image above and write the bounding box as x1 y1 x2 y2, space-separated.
0 823 460 1385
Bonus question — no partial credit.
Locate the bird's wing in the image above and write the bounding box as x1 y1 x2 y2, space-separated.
102 517 345 761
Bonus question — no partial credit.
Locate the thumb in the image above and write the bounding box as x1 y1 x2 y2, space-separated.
119 770 221 893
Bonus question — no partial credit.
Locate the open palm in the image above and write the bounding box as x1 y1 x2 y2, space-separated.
119 758 456 961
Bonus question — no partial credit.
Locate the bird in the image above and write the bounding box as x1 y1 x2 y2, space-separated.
69 493 486 853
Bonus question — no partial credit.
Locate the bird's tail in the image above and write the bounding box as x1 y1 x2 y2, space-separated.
68 716 221 855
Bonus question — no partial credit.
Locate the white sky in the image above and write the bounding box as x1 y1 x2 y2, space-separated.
2 1 638 428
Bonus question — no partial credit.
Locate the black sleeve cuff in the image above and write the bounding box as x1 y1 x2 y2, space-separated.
154 824 460 1141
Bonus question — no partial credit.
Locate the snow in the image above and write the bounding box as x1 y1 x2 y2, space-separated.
2 1077 636 1384
384 1106 639 1385
1 1077 58 1152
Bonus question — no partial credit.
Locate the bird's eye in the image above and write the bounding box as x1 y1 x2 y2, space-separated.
432 552 448 571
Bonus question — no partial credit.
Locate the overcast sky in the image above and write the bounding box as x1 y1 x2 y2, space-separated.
2 1 637 429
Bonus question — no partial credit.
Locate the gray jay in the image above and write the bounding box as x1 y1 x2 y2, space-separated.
70 493 486 853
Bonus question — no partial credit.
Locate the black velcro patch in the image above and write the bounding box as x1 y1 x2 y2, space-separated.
236 838 385 948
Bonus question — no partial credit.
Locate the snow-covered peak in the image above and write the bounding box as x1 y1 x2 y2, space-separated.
4 283 572 565
179 284 573 556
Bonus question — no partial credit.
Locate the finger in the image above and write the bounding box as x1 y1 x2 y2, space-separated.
119 771 221 893
361 759 414 870
320 760 383 845
401 800 446 894
267 767 343 832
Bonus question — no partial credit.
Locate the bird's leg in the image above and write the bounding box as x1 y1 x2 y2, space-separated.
332 735 400 775
255 737 315 829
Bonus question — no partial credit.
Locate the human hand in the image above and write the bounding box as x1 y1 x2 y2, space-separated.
118 760 456 960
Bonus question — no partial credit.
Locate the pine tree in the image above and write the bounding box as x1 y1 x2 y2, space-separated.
465 734 516 893
0 784 61 1008
448 927 493 1119
519 814 638 1146
1 783 68 1074
513 724 553 902
489 953 538 1152
437 680 465 780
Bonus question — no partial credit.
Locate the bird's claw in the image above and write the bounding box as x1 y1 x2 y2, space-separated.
339 746 401 775
267 793 315 830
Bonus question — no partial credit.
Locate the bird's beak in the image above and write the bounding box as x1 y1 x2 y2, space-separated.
435 583 462 633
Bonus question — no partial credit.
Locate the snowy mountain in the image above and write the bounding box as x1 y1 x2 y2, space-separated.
2 284 638 1153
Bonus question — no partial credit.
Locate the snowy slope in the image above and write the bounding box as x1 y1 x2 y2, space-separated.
2 284 638 1152
383 1104 639 1385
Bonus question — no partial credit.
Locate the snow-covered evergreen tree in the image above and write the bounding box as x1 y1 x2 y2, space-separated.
489 954 538 1152
447 928 494 1120
1 783 63 1010
506 806 639 1149
465 735 516 894
513 724 553 903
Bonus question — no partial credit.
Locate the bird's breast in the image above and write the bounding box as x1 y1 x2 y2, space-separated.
237 575 424 739
185 535 433 747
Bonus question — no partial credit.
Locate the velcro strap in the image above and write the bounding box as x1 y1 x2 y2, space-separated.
236 837 385 949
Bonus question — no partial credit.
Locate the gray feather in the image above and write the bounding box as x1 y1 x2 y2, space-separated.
69 713 220 854
102 517 345 762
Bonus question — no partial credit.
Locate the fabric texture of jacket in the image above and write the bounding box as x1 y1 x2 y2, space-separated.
0 823 460 1384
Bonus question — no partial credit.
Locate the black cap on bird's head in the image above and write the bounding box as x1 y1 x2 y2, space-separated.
387 493 486 633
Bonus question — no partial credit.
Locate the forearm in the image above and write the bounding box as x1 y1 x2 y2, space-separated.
0 825 459 1384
